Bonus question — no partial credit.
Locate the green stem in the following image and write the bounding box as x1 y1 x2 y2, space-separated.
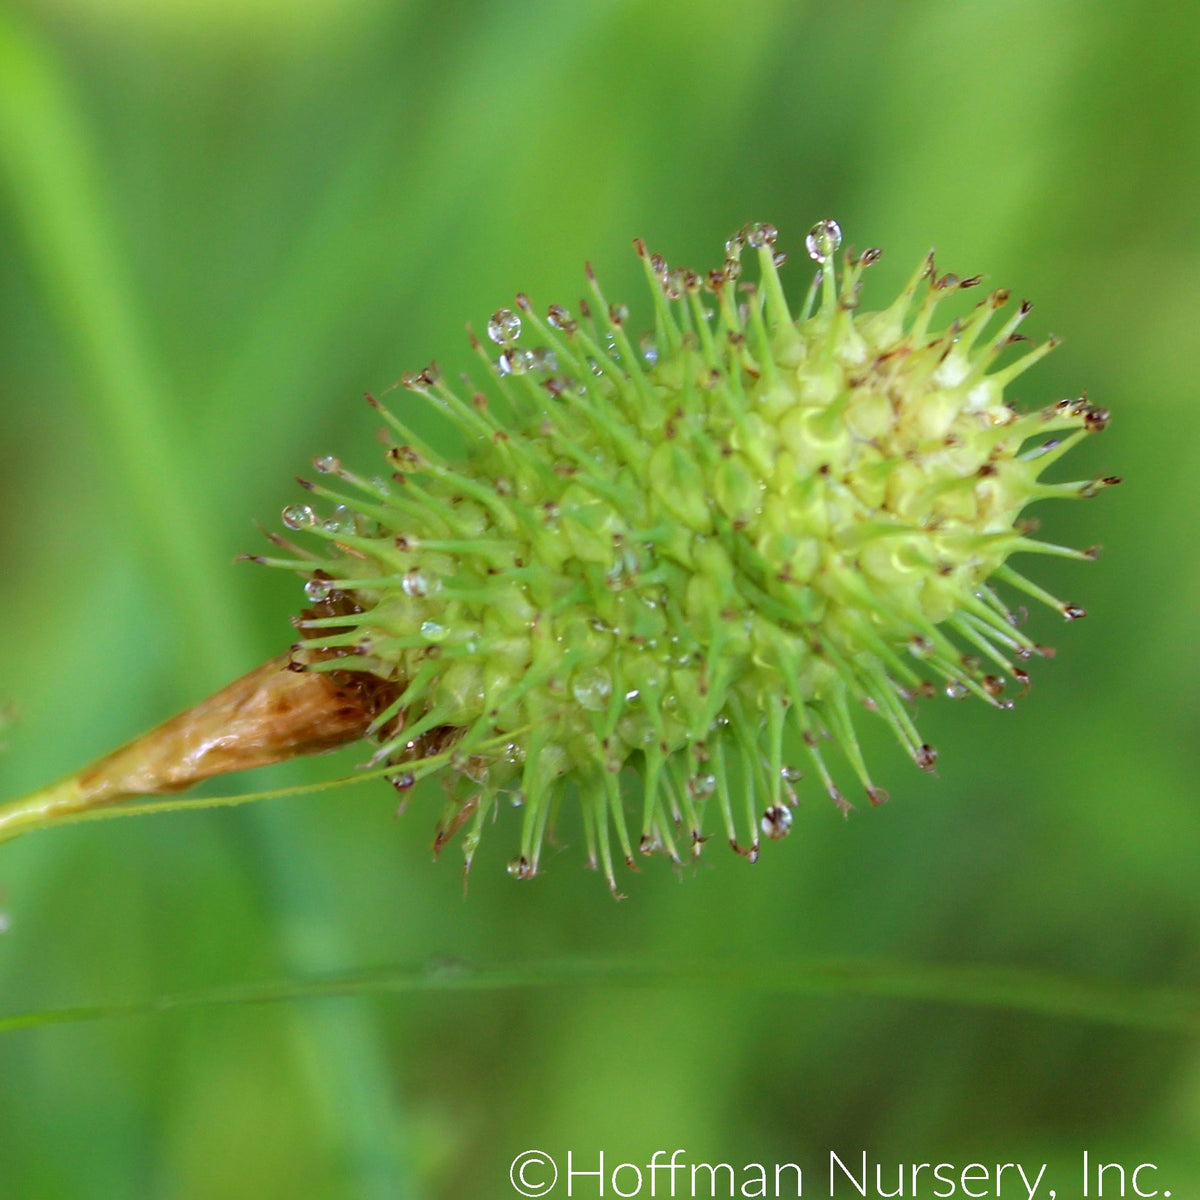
0 776 91 846
2 957 1196 1039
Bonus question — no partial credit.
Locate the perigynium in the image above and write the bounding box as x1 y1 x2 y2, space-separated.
0 221 1116 891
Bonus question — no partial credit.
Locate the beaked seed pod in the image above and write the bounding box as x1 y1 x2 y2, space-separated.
253 220 1116 891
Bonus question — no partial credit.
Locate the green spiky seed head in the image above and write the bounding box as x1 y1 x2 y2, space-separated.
261 220 1115 891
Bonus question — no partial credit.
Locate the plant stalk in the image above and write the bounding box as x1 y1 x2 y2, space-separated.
0 655 379 845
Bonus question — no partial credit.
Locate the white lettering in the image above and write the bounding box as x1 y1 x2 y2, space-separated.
647 1150 686 1197
773 1163 803 1197
933 1163 958 1197
830 1152 868 1197
1132 1163 1158 1198
569 1150 606 1197
741 1163 767 1199
691 1162 735 1196
1017 1163 1047 1200
612 1162 643 1198
961 1164 990 1199
1099 1162 1127 1197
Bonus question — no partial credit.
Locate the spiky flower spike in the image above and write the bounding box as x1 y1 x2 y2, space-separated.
248 219 1115 890
0 221 1114 883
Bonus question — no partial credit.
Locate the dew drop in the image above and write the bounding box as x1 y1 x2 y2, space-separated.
1062 604 1088 621
506 856 536 880
322 504 352 535
499 348 535 376
304 577 332 602
281 503 317 530
531 346 558 372
761 804 793 840
915 744 938 771
945 680 969 700
487 308 521 345
746 222 778 249
420 620 447 641
313 455 340 474
571 666 612 712
389 772 416 792
403 568 440 597
805 218 843 264
689 774 717 798
640 334 659 366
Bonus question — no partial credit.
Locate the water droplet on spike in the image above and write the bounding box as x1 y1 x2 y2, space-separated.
281 503 317 530
487 308 521 345
313 455 340 474
304 577 332 602
420 620 447 641
805 218 842 264
761 804 793 839
321 504 351 534
746 222 777 249
403 568 439 597
945 680 969 700
571 667 612 711
506 856 536 879
497 348 534 376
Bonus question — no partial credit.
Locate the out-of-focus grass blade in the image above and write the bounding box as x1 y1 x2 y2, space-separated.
0 8 249 685
2 957 1196 1037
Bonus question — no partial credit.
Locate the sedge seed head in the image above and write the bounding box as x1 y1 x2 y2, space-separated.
265 221 1115 891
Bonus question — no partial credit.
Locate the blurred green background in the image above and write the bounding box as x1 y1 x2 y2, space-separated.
1 0 1197 1195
